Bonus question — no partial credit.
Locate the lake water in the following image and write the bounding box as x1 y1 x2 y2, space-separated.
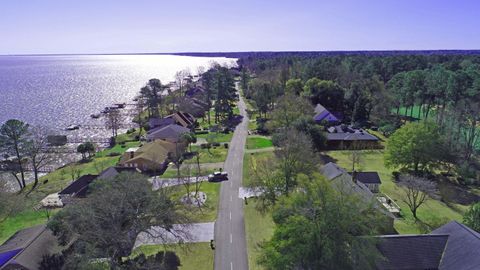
0 54 235 135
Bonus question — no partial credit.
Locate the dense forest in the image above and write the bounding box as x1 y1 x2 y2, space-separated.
237 53 480 177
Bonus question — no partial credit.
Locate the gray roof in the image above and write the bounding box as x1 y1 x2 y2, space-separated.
320 163 394 219
375 234 449 270
0 225 62 270
147 124 190 142
326 132 378 141
320 162 346 180
320 163 376 204
352 172 382 184
314 104 327 114
98 166 141 179
432 221 480 270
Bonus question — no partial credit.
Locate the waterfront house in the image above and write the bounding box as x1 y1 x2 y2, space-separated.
177 96 210 118
168 111 195 128
149 117 175 129
58 174 98 205
0 224 63 270
147 124 191 143
118 140 185 173
185 86 206 98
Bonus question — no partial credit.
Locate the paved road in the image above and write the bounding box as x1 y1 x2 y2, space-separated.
214 91 249 270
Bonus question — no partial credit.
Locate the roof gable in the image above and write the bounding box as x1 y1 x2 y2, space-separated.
432 221 480 270
376 234 449 270
58 174 98 196
147 124 190 141
352 172 382 184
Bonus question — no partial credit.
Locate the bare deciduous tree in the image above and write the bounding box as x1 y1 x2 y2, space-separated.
0 119 30 190
104 109 124 138
24 126 55 191
398 174 437 219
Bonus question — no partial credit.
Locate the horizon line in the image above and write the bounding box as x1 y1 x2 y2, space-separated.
2 49 480 57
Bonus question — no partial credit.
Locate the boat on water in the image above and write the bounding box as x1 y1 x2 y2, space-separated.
114 103 126 108
90 113 101 118
66 125 80 131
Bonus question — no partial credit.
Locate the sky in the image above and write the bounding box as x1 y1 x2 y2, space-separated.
0 0 479 54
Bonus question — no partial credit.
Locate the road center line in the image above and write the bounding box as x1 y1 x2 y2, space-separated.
230 195 232 201
230 233 233 243
231 262 233 270
230 211 232 220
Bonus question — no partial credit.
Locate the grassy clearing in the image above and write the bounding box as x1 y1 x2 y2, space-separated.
246 136 273 150
196 132 233 143
167 182 220 223
243 152 275 186
185 145 228 164
325 150 468 234
244 200 274 270
132 243 214 270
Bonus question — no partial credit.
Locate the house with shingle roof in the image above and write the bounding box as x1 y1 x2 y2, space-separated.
313 104 340 123
325 124 380 149
320 162 395 231
375 234 449 270
146 124 191 143
351 171 382 193
376 221 480 270
0 225 63 270
58 174 98 205
119 140 185 173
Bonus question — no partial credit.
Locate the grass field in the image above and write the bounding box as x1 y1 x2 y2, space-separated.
196 132 233 143
246 136 273 150
244 200 274 270
132 243 214 270
325 150 468 234
243 152 275 186
167 181 221 223
185 145 228 164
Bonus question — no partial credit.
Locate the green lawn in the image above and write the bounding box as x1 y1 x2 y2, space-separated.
196 132 233 143
242 152 276 270
244 200 275 270
325 150 469 234
185 145 228 164
167 181 221 223
132 243 214 270
246 136 273 150
243 152 275 186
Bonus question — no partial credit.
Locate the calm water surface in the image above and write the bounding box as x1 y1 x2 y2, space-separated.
0 55 234 133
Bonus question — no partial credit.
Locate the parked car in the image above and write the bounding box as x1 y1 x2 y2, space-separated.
208 171 228 182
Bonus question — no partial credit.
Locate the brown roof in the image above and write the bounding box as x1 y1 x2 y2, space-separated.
120 140 184 166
